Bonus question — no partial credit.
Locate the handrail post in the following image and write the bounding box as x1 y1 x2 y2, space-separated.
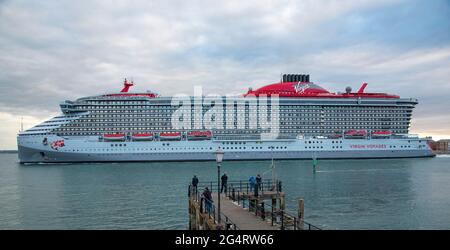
261 202 265 220
271 204 274 226
281 211 284 230
200 197 204 213
237 189 240 205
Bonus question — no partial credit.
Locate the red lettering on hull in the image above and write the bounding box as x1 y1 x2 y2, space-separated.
350 144 386 149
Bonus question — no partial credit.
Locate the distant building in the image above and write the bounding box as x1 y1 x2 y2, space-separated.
429 140 450 152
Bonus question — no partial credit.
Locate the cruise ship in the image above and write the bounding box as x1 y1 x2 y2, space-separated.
17 74 434 163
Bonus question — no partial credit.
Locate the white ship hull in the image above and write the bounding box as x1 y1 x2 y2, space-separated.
17 135 435 163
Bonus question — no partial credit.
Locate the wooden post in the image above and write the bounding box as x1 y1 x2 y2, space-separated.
188 198 192 230
195 201 199 230
298 199 304 230
280 196 285 211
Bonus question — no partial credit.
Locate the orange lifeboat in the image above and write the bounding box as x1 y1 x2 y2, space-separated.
159 132 182 141
103 133 126 141
187 131 212 140
371 131 392 138
344 130 367 138
131 133 154 141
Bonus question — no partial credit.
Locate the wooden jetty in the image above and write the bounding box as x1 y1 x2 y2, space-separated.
188 179 321 230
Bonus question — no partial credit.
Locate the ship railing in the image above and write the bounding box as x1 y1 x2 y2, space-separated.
213 135 262 141
195 179 281 196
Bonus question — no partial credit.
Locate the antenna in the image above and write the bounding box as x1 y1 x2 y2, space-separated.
20 117 24 132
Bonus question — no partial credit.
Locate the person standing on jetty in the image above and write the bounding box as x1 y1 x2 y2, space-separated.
192 175 199 194
221 173 228 193
249 176 256 193
256 174 262 191
202 187 213 213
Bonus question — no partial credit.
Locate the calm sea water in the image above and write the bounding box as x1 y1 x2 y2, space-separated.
1 153 450 229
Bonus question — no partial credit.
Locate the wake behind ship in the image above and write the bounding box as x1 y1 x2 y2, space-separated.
17 74 434 163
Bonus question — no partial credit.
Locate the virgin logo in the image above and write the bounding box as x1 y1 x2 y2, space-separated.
294 83 310 93
51 140 65 150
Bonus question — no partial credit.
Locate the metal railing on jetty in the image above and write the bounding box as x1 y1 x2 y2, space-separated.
188 184 240 230
260 202 321 230
188 179 321 230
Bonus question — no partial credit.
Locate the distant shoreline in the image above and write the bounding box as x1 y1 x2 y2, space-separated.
434 151 450 155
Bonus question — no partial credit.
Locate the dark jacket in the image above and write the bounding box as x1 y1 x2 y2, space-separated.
192 176 199 186
221 174 228 184
203 189 212 201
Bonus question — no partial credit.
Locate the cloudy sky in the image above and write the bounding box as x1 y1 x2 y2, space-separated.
0 0 449 149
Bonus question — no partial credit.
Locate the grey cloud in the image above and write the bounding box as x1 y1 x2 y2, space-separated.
0 0 449 137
